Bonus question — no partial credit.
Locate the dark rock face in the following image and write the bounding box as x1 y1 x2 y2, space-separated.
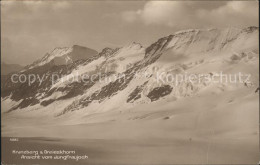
141 35 174 68
145 35 173 58
127 81 148 103
15 98 39 110
68 45 98 61
242 26 258 33
99 47 119 58
127 86 142 103
147 85 173 102
40 99 55 107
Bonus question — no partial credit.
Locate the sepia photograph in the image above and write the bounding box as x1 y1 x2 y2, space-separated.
1 0 259 164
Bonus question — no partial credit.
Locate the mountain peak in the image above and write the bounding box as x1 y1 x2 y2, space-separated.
26 45 98 70
72 45 88 49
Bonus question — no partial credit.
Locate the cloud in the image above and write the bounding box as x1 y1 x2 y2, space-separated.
2 1 70 13
140 1 187 26
121 10 141 23
122 1 258 28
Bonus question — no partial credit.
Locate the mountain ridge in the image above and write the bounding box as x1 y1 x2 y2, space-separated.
1 26 258 117
24 45 98 70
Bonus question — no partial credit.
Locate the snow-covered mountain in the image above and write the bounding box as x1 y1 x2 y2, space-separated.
24 45 98 70
1 27 259 118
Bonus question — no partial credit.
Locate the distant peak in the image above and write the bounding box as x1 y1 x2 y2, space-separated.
25 44 98 70
72 45 86 49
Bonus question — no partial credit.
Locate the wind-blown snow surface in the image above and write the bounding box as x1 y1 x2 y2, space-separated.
1 27 259 164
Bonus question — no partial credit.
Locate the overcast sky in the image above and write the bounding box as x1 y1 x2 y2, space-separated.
1 0 259 65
